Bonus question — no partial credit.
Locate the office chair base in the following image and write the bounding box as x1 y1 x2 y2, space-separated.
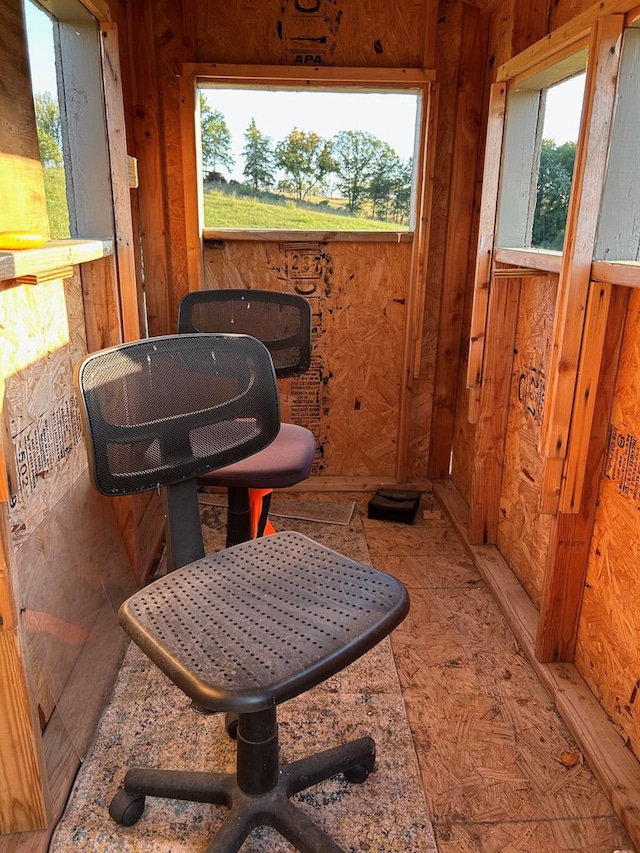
109 735 376 853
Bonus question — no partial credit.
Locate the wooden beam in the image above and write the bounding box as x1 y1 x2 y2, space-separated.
466 82 507 409
179 74 204 294
396 82 435 483
540 15 624 460
185 62 435 87
497 0 637 81
494 246 562 274
559 281 612 512
429 3 489 478
100 22 141 342
469 276 521 544
434 477 640 852
202 229 413 243
537 284 629 661
0 239 112 282
80 255 122 351
591 259 640 286
126 0 170 337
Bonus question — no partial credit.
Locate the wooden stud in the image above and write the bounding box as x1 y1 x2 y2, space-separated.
396 82 435 484
540 15 624 460
559 281 613 513
469 275 521 544
126 0 170 337
179 74 204 295
101 22 141 342
466 82 507 417
429 3 489 479
536 284 629 662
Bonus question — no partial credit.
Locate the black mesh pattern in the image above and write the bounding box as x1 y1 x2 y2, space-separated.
121 530 409 712
178 289 312 378
75 334 280 495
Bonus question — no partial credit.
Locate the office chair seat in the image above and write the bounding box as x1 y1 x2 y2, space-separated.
178 289 316 546
198 422 315 490
74 334 410 853
111 530 408 852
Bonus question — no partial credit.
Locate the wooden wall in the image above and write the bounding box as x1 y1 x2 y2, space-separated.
576 287 640 757
118 0 489 486
450 0 640 779
204 239 411 481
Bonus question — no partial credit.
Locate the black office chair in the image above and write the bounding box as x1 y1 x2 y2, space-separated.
178 289 316 547
74 333 409 853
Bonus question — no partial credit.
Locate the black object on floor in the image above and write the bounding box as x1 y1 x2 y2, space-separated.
367 489 421 524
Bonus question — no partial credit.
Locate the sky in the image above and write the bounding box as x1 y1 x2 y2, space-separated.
24 0 586 180
201 87 419 181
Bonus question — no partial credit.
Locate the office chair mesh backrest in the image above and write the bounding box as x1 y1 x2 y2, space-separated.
75 334 280 496
178 290 312 378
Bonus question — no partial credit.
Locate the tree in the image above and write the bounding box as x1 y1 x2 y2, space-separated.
367 143 412 223
331 130 379 214
242 119 274 192
200 94 234 176
274 128 334 200
34 92 63 168
532 139 576 250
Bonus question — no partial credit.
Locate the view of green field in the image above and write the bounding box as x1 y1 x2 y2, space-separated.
203 188 410 231
43 167 70 239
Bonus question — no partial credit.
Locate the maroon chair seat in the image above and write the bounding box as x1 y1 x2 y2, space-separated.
178 289 316 545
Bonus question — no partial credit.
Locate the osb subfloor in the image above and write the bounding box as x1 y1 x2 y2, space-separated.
347 491 636 853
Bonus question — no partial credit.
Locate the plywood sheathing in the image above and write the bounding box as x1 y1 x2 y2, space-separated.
196 0 432 68
204 241 409 479
497 274 557 606
576 287 640 762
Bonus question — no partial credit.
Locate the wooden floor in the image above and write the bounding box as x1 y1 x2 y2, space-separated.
354 492 636 853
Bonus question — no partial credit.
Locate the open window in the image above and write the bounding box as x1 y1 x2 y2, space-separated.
23 0 114 241
496 52 586 252
193 72 425 234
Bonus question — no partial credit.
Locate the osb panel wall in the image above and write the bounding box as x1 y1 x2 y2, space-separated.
0 270 133 730
575 288 640 759
194 0 432 67
496 274 557 606
204 240 410 478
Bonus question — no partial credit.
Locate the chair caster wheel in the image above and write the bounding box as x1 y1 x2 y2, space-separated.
225 711 239 739
344 759 375 784
109 789 146 826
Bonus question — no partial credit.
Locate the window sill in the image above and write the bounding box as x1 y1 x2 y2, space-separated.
494 246 562 274
0 238 114 285
203 229 413 244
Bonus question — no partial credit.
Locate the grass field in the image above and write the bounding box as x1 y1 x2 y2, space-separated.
42 170 408 236
43 168 70 239
203 188 409 231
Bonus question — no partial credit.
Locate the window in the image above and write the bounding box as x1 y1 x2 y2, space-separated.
496 52 586 252
23 0 113 241
595 26 640 262
198 85 420 232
